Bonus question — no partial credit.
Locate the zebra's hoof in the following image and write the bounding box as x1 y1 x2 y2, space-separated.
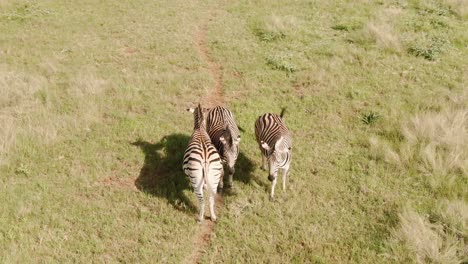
211 216 217 222
269 196 275 202
197 219 203 224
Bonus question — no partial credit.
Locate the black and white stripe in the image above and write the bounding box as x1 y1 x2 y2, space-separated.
255 109 292 200
183 104 223 222
205 106 241 191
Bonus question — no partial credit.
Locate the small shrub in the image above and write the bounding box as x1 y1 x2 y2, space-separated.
361 112 380 125
266 53 297 73
331 24 358 32
408 37 449 61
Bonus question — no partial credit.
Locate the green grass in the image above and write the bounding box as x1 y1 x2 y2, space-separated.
1 0 467 263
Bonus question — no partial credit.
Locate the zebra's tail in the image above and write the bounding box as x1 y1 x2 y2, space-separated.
195 103 205 129
280 107 286 118
202 162 216 197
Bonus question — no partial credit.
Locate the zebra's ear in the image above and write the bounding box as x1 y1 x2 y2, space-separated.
187 108 195 113
261 141 270 151
220 136 227 145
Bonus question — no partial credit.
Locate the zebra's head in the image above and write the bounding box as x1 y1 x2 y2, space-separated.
261 136 291 181
219 126 241 173
187 104 208 129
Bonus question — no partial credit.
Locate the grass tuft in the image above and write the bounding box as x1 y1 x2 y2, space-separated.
361 112 380 125
433 199 468 240
401 109 467 178
388 208 464 264
408 37 449 60
366 8 403 52
0 115 16 164
1 2 52 21
444 0 468 17
252 15 297 42
266 52 297 73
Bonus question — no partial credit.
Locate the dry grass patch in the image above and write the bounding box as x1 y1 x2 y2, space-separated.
401 109 467 178
434 199 468 240
71 68 109 97
0 64 45 109
0 115 17 164
388 208 465 263
370 104 467 191
253 15 298 42
444 0 468 18
365 8 403 52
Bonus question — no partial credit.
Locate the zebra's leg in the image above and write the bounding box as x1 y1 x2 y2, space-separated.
209 187 217 222
270 176 277 201
282 166 290 192
261 155 267 171
196 180 205 223
217 168 224 193
228 166 234 188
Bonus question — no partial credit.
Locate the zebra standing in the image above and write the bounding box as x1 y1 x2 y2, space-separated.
205 106 241 192
183 104 223 222
255 109 292 201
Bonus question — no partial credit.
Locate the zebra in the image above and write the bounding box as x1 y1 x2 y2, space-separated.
205 106 241 192
183 104 223 222
255 108 292 201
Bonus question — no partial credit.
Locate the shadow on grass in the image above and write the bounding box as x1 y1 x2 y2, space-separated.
222 151 255 196
131 134 196 213
131 134 257 209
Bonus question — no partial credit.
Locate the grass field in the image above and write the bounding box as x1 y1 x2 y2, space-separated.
1 0 467 263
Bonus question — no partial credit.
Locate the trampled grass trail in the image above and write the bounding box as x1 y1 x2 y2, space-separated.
185 2 227 263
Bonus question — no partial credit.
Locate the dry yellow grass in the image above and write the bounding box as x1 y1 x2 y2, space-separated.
263 15 298 35
436 199 468 238
370 89 467 191
402 109 467 178
389 208 464 264
444 0 468 17
0 65 46 163
71 68 109 97
365 8 402 52
0 115 16 164
0 64 44 110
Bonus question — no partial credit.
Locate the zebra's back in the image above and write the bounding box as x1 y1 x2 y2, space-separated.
206 106 240 149
183 130 223 184
255 113 292 154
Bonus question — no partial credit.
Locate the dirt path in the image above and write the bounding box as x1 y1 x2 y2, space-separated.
185 5 226 264
195 10 225 108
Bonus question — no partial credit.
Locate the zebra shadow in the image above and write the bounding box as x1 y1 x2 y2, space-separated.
222 151 255 196
131 134 196 213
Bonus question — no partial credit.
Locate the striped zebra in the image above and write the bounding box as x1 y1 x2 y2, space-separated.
205 106 241 192
183 104 223 222
255 109 292 201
